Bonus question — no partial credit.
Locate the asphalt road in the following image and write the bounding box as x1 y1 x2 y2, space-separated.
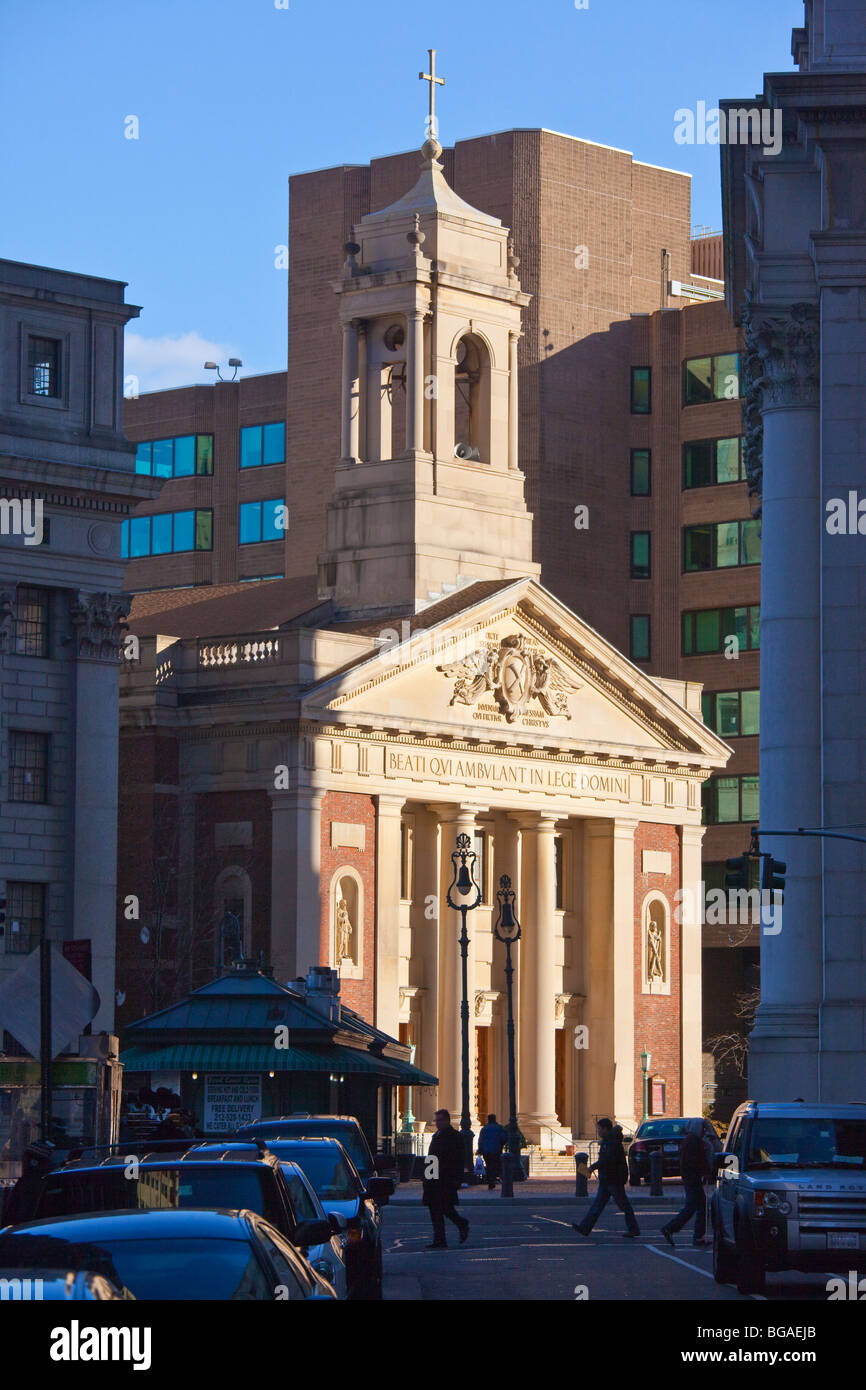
381 1200 844 1302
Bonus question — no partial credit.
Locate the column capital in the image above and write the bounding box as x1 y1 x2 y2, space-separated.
269 784 325 810
67 590 131 662
427 802 489 823
611 816 639 839
376 793 406 818
679 824 706 849
508 810 560 831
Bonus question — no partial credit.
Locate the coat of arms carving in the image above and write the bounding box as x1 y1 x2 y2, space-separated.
437 634 580 723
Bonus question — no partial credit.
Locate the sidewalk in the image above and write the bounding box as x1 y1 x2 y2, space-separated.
391 1177 690 1205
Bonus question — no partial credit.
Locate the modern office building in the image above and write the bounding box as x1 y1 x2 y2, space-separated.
0 259 159 1030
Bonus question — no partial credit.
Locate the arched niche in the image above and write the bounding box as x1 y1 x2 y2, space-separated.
641 891 671 996
330 865 364 980
214 865 251 967
452 331 492 463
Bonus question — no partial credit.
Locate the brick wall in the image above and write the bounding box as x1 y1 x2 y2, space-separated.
319 790 377 1022
633 822 682 1120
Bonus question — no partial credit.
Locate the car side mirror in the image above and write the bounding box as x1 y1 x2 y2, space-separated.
293 1218 331 1249
365 1176 394 1205
328 1211 348 1235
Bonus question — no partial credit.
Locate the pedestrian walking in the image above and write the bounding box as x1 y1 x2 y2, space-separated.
660 1118 711 1246
423 1109 470 1249
477 1113 507 1190
572 1118 640 1239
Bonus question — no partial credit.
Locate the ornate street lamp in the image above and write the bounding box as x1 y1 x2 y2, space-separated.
400 1041 417 1135
640 1045 651 1124
494 873 522 1198
446 831 482 1183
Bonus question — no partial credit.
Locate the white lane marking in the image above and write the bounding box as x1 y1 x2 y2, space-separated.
531 1214 573 1228
646 1243 764 1299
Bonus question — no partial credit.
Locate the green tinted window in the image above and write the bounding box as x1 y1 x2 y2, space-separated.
695 609 721 653
683 440 713 488
716 437 741 483
631 367 651 414
741 689 760 736
631 615 650 661
684 357 712 405
631 449 651 496
716 692 740 736
195 509 213 550
741 776 760 823
714 353 739 400
631 531 651 578
684 525 713 571
741 519 762 565
196 435 214 475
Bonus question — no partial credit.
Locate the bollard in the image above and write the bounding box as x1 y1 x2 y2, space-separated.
649 1148 664 1197
574 1151 589 1197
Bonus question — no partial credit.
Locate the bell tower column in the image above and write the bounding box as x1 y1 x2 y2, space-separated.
406 309 426 452
340 320 359 463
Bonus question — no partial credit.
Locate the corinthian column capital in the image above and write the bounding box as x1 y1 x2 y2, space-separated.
742 301 819 410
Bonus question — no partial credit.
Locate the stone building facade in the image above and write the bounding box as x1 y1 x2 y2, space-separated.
0 259 159 1029
721 0 866 1101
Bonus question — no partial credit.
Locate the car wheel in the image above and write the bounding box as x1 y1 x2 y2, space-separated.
712 1222 736 1285
735 1227 766 1295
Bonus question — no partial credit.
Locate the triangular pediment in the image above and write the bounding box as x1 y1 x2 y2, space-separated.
302 580 729 770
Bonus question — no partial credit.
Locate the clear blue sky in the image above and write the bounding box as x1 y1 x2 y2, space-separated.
1 0 803 390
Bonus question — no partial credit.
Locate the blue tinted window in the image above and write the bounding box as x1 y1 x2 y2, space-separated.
239 501 262 543
195 510 213 551
151 514 173 555
262 422 285 465
121 520 129 558
152 439 173 478
129 517 150 558
173 510 195 552
240 426 262 469
135 443 152 475
174 435 195 476
262 499 285 541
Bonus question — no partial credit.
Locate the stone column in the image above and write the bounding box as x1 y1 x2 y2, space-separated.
340 320 358 462
582 820 615 1132
413 808 441 1128
743 304 822 1100
68 592 130 1032
269 785 324 984
679 825 706 1116
356 320 367 463
435 805 483 1120
375 795 405 1039
611 818 638 1128
508 330 520 471
513 812 559 1141
407 310 425 453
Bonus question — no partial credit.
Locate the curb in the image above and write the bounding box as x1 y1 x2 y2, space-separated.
389 1192 685 1207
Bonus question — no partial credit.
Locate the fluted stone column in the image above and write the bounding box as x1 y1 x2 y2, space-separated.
407 310 426 453
340 320 359 463
435 805 483 1120
743 304 822 1100
513 812 559 1140
680 824 706 1115
375 795 405 1039
508 330 520 472
270 785 324 984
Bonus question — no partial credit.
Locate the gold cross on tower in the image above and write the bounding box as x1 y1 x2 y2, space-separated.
419 48 445 138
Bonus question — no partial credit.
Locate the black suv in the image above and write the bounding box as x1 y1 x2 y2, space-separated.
236 1115 394 1190
13 1144 331 1257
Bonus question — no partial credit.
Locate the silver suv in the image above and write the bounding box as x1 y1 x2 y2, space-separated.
711 1101 866 1294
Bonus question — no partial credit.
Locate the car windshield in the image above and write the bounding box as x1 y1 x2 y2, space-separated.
273 1147 359 1200
263 1124 370 1175
636 1121 688 1139
745 1119 866 1169
36 1167 271 1221
42 1237 273 1300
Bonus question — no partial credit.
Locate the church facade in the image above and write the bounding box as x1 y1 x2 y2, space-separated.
119 120 729 1139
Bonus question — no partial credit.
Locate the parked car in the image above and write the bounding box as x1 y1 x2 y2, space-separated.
0 1267 128 1299
16 1148 332 1262
235 1115 392 1188
627 1117 717 1183
260 1137 388 1300
0 1208 337 1300
710 1101 866 1295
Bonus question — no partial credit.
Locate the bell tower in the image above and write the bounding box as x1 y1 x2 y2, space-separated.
317 52 539 619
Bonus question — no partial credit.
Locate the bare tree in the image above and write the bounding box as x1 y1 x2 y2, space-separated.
705 987 761 1078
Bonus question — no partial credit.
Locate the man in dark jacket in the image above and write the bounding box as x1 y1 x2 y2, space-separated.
573 1119 639 1238
422 1109 470 1249
477 1114 508 1190
661 1118 711 1246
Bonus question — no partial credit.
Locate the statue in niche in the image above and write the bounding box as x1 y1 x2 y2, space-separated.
647 914 665 984
336 894 354 966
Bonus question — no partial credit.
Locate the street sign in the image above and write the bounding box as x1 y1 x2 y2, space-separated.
0 945 100 1060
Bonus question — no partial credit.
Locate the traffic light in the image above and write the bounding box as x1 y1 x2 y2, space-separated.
725 854 751 890
762 854 787 905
